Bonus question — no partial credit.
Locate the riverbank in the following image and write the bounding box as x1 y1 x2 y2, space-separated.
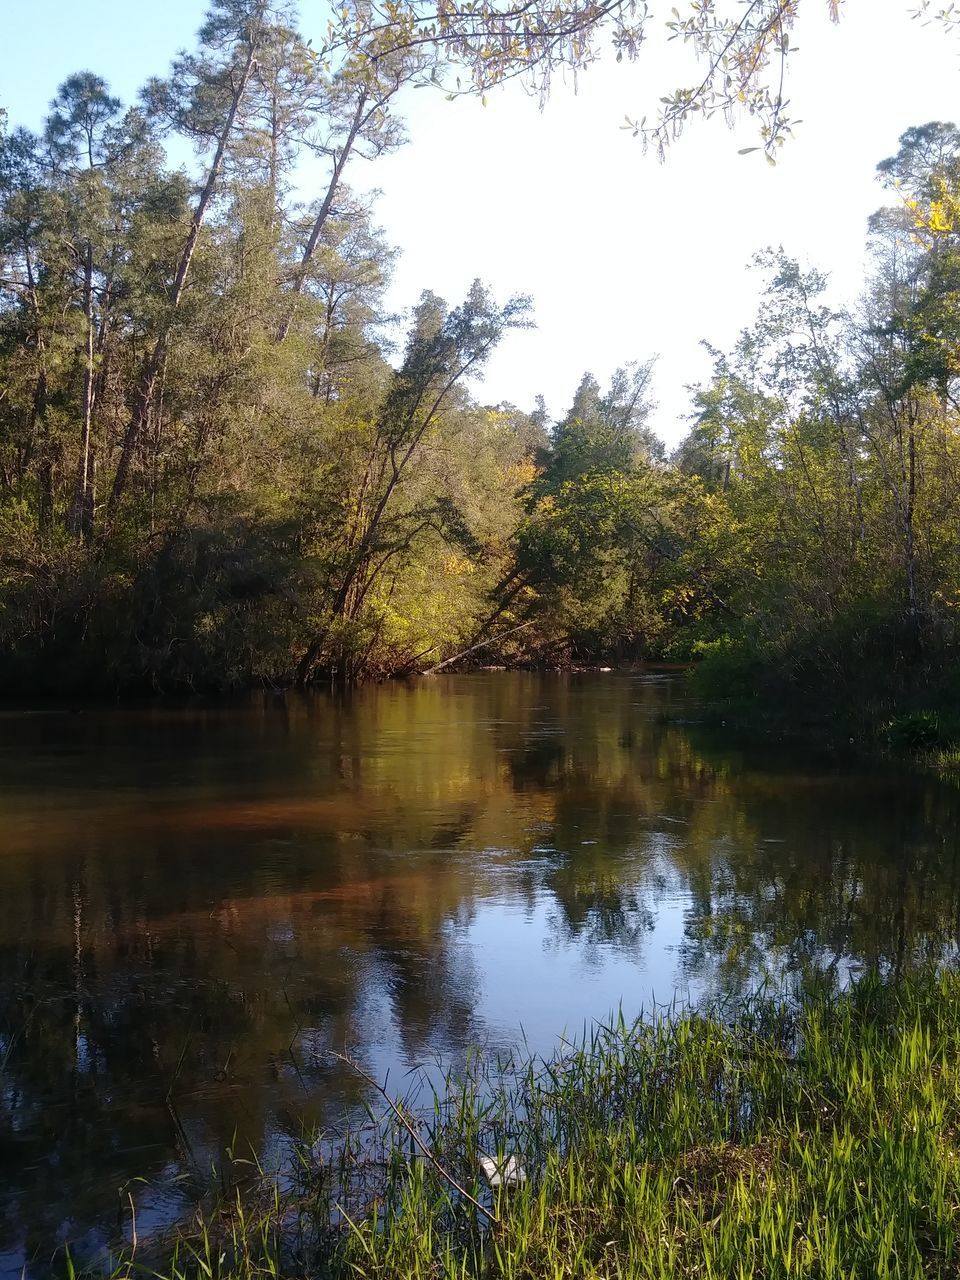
85 967 960 1279
663 643 960 772
688 697 960 773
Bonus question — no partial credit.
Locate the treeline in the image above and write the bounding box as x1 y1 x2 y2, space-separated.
1 0 959 696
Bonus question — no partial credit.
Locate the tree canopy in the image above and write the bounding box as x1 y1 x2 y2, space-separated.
315 0 890 158
2 0 960 701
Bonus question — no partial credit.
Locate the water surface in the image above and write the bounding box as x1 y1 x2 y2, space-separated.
2 672 959 1271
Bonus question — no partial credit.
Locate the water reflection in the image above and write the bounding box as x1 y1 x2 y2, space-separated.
2 673 959 1271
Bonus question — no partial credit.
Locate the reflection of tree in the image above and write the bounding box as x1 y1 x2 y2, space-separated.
546 876 654 953
671 740 960 998
2 676 960 1267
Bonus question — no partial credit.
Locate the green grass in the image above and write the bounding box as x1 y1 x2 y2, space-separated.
88 969 960 1279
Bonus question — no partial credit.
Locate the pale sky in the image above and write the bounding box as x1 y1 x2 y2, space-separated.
4 1 960 444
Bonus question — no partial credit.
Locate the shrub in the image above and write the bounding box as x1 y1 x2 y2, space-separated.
882 710 946 752
688 636 763 700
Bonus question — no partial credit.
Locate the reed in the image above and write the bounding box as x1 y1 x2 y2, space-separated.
92 968 960 1279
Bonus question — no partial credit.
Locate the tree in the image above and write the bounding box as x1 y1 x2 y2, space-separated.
672 202 960 694
877 120 960 201
295 281 531 681
318 0 850 159
6 0 960 701
505 364 695 662
275 45 422 343
44 73 123 537
0 124 59 530
107 0 271 518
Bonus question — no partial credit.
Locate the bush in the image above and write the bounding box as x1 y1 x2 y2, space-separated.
882 710 947 753
688 635 763 700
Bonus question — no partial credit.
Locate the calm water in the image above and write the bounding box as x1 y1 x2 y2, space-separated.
3 672 960 1271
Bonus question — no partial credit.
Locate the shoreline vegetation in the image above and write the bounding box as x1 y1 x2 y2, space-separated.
68 967 960 1279
8 6 960 1276
4 660 960 783
2 7 960 703
7 654 959 774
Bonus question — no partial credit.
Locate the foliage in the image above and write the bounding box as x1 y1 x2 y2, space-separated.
75 966 960 1279
5 11 960 699
669 200 960 702
882 710 948 752
0 7 533 690
319 0 851 159
688 636 763 700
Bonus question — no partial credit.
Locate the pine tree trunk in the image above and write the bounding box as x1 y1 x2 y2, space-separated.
275 89 368 345
70 241 96 539
107 41 258 520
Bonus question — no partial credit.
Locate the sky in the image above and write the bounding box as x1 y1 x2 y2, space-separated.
3 1 960 445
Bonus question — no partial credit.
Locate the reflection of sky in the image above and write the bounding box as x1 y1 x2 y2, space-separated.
452 887 695 1054
3 674 960 1275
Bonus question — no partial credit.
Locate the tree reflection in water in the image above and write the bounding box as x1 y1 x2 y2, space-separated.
1 673 959 1271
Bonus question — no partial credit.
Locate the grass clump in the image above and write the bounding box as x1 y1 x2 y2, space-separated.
92 969 960 1279
880 710 960 773
881 709 952 753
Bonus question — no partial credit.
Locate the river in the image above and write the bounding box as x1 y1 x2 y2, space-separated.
2 672 959 1272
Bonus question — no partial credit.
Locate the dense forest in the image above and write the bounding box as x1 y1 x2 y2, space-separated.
2 0 960 698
